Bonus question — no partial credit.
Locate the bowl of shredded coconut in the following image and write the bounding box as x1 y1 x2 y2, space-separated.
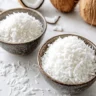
38 34 96 95
0 8 46 55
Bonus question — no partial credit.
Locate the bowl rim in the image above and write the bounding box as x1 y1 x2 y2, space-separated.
0 8 47 45
37 34 96 86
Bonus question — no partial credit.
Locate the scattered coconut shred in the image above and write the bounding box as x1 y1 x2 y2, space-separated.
53 26 63 32
0 61 65 96
42 36 96 84
0 12 43 43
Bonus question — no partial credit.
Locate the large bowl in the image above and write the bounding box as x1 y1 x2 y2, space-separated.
38 34 96 95
0 8 47 55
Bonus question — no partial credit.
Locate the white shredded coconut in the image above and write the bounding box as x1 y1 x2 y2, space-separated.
53 26 63 32
42 36 96 84
0 12 43 43
0 61 62 96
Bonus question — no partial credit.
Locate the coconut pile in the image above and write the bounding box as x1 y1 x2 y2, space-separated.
0 12 43 43
42 36 96 84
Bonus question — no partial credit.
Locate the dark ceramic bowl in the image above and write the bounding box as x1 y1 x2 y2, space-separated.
38 34 96 95
0 8 47 55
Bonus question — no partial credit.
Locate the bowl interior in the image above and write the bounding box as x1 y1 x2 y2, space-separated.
0 8 46 44
38 34 96 86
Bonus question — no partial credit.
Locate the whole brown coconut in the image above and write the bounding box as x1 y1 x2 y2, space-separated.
80 0 96 25
50 0 79 12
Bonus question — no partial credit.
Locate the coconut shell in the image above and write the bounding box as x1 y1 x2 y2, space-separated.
50 0 79 12
80 0 96 25
18 0 44 10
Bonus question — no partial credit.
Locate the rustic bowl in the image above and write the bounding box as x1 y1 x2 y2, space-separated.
38 34 96 95
0 8 47 55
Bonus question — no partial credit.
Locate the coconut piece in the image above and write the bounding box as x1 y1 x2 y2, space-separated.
50 0 79 12
45 16 60 24
53 26 63 32
18 0 44 9
80 0 96 25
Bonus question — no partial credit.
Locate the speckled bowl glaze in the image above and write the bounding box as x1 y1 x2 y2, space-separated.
0 8 47 55
38 34 96 95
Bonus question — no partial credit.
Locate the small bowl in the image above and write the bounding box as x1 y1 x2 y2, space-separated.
38 34 96 95
0 8 47 55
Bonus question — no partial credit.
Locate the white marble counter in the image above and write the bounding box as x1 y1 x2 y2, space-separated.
0 0 96 96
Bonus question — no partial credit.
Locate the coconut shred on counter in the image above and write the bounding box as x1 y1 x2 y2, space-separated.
42 36 96 84
0 13 43 43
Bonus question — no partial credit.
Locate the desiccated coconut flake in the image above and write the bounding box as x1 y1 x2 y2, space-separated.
35 79 39 84
45 88 51 92
41 90 44 96
9 89 12 96
32 64 38 68
18 77 29 84
31 88 41 91
35 72 40 78
53 26 63 32
25 90 36 96
10 78 16 87
14 91 20 96
21 86 28 92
